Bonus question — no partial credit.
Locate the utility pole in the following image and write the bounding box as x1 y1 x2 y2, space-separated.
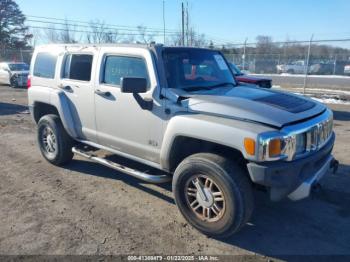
243 38 248 70
333 54 337 75
181 2 185 46
303 34 313 94
163 0 166 44
186 1 189 46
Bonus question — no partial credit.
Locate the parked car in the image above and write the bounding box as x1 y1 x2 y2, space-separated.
250 59 278 74
28 44 338 238
229 63 272 88
0 62 29 87
344 65 350 75
276 60 307 74
309 63 334 75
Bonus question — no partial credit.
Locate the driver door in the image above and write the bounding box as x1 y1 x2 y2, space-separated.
94 47 165 164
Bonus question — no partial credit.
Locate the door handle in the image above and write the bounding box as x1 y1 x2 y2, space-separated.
95 89 111 97
59 85 72 91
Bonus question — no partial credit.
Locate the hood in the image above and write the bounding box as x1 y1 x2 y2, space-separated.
236 75 271 83
165 85 326 128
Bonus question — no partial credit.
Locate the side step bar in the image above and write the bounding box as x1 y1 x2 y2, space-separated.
72 147 172 184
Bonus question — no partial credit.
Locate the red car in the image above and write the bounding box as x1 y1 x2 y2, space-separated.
229 63 272 88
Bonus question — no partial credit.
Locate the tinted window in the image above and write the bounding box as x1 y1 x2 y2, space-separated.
103 56 149 86
33 53 57 79
163 48 236 90
63 54 93 81
8 63 29 71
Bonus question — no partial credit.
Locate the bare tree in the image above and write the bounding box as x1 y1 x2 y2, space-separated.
43 23 60 43
169 32 183 46
121 34 136 44
136 25 154 44
86 20 120 44
87 20 106 43
255 35 276 54
60 19 78 43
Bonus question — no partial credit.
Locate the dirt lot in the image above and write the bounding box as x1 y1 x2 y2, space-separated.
0 84 350 258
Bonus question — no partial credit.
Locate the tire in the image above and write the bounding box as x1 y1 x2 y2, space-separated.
287 69 295 74
37 114 74 166
172 153 254 238
10 76 18 88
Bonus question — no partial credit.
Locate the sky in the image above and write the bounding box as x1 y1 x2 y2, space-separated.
16 0 350 45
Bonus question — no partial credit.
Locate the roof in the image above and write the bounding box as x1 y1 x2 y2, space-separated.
35 43 159 50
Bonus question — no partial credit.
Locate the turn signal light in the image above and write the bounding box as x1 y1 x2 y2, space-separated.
244 138 256 156
269 139 281 157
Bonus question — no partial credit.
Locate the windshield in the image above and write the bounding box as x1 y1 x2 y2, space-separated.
229 63 243 76
8 63 29 71
163 48 236 90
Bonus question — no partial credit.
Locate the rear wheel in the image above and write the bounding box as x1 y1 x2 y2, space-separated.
37 114 74 166
173 153 254 238
10 76 18 88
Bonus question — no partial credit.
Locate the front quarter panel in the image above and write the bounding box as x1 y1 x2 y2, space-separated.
160 113 275 170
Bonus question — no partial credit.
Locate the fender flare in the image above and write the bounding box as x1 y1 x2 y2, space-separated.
29 87 79 139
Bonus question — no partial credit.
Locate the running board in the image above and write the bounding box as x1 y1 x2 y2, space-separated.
72 147 171 184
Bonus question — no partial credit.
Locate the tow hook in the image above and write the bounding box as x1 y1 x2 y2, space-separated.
330 159 339 174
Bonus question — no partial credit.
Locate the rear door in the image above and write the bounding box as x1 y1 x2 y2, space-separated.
58 48 98 141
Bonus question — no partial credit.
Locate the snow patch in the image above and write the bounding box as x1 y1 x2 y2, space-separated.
251 73 350 79
311 97 350 105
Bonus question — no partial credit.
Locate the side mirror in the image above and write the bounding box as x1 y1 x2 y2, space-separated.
121 77 148 93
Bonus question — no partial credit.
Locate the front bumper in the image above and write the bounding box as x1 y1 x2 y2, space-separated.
247 132 336 201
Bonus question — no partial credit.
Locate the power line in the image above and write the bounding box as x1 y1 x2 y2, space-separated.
26 15 179 32
28 25 178 36
26 19 179 35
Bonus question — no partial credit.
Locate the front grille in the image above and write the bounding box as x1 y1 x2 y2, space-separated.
305 116 333 153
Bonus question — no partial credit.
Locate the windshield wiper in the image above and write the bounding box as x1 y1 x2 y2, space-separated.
183 82 236 92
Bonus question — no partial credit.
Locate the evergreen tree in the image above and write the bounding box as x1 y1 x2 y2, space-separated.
0 0 32 49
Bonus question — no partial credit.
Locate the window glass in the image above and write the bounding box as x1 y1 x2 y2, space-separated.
103 56 149 86
33 53 57 79
63 54 93 81
163 48 236 90
8 63 29 71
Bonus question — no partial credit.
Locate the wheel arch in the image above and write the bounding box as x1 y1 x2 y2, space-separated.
30 88 78 139
164 135 246 173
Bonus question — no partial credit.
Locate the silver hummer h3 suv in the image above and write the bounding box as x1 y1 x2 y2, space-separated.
28 44 338 237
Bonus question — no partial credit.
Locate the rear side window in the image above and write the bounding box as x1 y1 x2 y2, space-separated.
33 53 57 79
63 54 93 81
102 56 149 86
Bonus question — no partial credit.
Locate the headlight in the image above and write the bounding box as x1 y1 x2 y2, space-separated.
254 133 306 161
252 111 333 162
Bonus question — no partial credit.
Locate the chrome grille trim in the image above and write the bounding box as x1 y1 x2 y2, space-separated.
282 109 333 161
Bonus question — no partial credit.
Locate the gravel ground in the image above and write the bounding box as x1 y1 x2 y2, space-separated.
0 85 350 259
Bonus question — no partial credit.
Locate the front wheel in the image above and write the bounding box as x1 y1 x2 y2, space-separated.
172 153 254 238
37 114 74 166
